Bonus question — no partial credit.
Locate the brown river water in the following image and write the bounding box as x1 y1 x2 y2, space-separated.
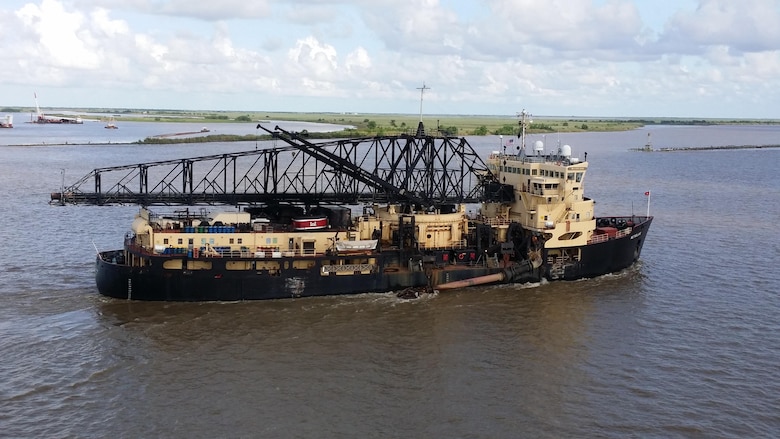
1 120 779 438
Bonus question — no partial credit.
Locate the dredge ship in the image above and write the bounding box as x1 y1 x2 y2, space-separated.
57 113 652 301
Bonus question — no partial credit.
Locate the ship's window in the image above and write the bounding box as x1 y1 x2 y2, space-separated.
568 173 574 180
186 260 212 270
188 238 193 245
558 232 582 240
163 259 183 270
177 238 183 245
229 238 235 244
576 172 583 182
237 238 243 244
163 238 169 244
226 261 251 270
532 169 538 175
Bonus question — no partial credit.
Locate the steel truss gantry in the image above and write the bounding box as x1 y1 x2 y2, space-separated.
53 125 496 207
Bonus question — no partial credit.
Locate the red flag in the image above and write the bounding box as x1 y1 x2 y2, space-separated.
644 191 650 196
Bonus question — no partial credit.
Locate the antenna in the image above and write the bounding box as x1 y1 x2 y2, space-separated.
518 109 532 154
417 82 430 122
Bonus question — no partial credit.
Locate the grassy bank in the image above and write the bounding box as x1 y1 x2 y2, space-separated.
7 106 779 143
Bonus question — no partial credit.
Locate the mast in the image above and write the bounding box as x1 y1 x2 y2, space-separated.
34 92 43 119
416 82 430 122
415 82 430 137
518 109 532 154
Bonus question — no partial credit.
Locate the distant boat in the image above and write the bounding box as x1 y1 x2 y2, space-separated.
31 92 83 124
105 117 118 129
0 114 12 128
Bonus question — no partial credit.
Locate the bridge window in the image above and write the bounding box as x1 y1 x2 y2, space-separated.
557 232 582 240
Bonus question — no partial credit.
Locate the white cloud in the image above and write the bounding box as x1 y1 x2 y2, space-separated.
661 0 780 53
1 0 779 117
16 0 101 69
345 47 371 74
76 0 273 21
287 36 339 79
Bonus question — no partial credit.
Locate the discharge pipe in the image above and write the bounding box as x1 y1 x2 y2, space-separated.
435 257 542 290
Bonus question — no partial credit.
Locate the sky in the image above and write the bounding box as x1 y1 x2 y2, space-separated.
1 0 779 118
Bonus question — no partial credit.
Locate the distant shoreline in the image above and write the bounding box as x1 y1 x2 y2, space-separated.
3 108 780 138
631 144 780 152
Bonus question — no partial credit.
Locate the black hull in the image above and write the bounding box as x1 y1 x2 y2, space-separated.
96 217 652 301
96 252 504 301
558 217 653 280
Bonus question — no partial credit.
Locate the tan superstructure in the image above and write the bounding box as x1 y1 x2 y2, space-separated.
131 203 473 261
482 146 595 248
